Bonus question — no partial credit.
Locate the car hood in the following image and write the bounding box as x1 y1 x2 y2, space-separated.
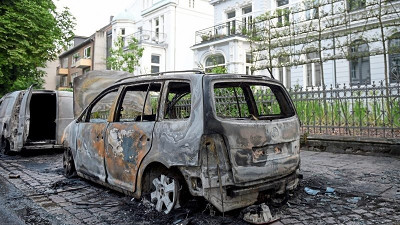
73 70 130 118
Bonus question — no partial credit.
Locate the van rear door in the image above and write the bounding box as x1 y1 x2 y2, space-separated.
16 85 33 150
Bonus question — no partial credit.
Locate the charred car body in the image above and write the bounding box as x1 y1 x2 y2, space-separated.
0 87 73 154
62 70 301 214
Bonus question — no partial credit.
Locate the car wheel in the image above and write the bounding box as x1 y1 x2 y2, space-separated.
150 174 180 214
0 138 11 155
63 148 77 178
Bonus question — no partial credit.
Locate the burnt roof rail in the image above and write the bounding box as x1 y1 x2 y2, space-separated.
115 70 205 83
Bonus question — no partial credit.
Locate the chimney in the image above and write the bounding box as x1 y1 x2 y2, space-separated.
110 16 114 22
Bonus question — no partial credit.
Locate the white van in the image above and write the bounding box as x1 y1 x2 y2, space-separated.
0 86 73 154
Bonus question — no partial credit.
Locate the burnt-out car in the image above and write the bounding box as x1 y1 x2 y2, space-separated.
62 70 301 214
0 87 73 154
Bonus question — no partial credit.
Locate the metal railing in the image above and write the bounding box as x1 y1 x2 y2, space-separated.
125 30 167 46
195 20 252 44
290 81 400 139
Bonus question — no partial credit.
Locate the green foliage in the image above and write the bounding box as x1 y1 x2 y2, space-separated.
107 36 144 73
211 66 227 74
0 0 75 96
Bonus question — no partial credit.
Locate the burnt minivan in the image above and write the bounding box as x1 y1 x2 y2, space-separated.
62 70 300 214
0 87 73 154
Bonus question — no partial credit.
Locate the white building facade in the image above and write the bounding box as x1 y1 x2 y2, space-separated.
192 0 400 88
112 0 214 74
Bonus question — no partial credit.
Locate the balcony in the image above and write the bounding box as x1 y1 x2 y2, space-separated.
76 58 91 68
126 30 167 46
195 20 251 45
56 66 68 75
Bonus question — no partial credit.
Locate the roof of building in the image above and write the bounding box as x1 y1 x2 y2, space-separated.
59 37 93 58
112 8 135 22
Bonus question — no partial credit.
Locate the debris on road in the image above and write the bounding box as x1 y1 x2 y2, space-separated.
243 203 280 224
347 197 362 204
304 187 320 195
8 173 20 179
325 187 335 194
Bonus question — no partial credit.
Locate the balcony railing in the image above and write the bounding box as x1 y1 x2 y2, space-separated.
125 30 167 46
76 58 91 68
195 20 251 45
56 66 68 75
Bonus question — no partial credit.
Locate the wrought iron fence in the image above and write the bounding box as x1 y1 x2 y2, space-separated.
290 81 400 139
174 80 399 139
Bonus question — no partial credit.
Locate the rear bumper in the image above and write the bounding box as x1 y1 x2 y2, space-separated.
203 169 301 212
227 169 300 197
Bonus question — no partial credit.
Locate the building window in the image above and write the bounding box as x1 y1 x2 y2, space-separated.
121 28 125 35
189 0 195 7
349 40 370 85
84 46 91 59
389 33 400 83
242 6 253 32
205 54 225 73
227 11 236 19
277 0 289 7
154 18 159 38
277 8 290 27
70 73 78 87
72 52 80 67
60 75 67 87
151 54 160 73
305 52 321 87
347 0 366 11
278 57 291 88
61 57 68 68
305 0 319 20
246 53 252 75
226 11 236 35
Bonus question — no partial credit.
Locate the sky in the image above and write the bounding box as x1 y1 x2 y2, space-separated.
54 0 132 37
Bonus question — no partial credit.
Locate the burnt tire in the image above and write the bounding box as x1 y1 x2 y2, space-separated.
0 138 11 155
63 148 77 178
150 173 181 214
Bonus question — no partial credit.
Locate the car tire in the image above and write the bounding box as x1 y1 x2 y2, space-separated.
63 148 77 178
150 173 181 214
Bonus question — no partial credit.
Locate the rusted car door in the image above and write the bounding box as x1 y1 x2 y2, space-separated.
74 88 120 182
104 83 161 192
16 86 33 150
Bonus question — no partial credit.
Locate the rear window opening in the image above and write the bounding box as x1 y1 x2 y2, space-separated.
213 82 295 120
27 93 57 143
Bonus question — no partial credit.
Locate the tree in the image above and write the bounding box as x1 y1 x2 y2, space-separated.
107 36 144 73
0 0 75 96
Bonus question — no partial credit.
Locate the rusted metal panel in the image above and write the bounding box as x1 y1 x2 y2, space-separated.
73 70 130 118
150 78 204 167
105 122 154 192
74 122 108 182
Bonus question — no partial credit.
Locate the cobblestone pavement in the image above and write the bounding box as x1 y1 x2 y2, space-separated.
0 149 399 225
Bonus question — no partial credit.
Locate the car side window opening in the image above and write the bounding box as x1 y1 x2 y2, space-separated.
213 82 295 120
164 82 191 120
117 83 161 122
87 89 119 123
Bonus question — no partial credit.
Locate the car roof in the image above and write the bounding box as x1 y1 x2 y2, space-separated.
114 71 276 85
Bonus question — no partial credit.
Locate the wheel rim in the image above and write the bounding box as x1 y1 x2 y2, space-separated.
150 174 178 214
